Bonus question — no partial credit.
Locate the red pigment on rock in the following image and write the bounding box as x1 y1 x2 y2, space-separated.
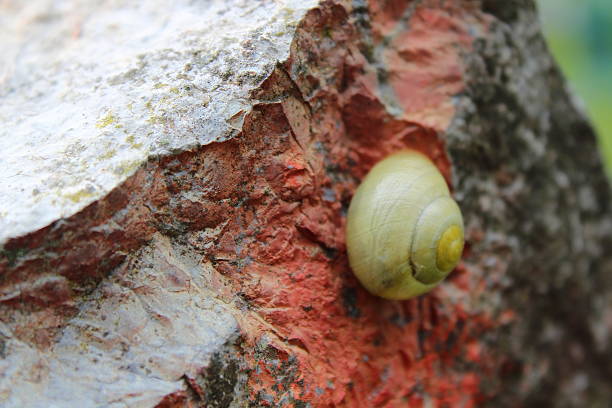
200 2 502 406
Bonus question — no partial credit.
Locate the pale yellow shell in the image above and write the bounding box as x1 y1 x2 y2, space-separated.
346 150 464 300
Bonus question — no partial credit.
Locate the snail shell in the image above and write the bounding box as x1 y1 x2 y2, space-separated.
346 150 464 300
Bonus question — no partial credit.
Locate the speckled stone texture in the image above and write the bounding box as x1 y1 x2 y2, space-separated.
1 0 611 407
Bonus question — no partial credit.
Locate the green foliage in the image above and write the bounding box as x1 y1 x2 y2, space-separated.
538 0 612 177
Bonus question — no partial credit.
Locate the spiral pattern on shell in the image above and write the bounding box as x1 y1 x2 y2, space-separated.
346 150 464 300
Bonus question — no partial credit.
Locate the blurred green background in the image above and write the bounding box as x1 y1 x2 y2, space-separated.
537 0 612 176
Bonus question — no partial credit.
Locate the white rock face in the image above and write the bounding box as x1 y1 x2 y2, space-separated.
0 0 317 244
0 1 318 406
0 235 240 407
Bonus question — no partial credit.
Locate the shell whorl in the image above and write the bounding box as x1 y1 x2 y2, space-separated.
346 150 464 300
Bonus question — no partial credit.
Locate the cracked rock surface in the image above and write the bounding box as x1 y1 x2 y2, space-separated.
1 0 611 407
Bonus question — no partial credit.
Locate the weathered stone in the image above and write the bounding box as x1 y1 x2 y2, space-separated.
1 0 610 407
0 0 317 243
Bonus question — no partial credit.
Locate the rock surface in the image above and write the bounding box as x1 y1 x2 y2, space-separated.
0 0 316 243
1 0 611 407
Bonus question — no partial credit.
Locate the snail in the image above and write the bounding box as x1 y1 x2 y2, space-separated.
346 150 464 300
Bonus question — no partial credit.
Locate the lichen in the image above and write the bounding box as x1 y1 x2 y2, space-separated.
96 112 117 128
125 135 143 149
99 149 116 160
113 159 143 176
64 189 95 203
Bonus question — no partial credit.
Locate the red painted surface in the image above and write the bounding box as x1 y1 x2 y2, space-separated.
205 2 503 406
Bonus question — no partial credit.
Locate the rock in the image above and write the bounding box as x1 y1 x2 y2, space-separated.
1 0 611 406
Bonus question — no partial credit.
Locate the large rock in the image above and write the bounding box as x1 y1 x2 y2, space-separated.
1 0 611 406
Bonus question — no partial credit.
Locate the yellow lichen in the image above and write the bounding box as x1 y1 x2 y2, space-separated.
124 134 143 149
114 159 142 176
99 149 116 160
64 189 95 203
147 115 166 125
96 112 116 128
